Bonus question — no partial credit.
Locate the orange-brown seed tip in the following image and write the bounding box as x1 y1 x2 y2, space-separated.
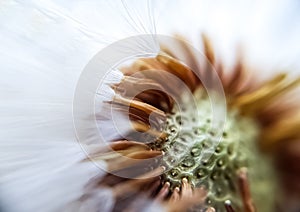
237 168 256 212
207 207 216 212
182 177 188 183
181 178 193 197
170 187 180 202
156 182 170 201
224 200 235 212
237 167 248 177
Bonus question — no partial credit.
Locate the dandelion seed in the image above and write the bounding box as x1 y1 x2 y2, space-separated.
1 1 300 212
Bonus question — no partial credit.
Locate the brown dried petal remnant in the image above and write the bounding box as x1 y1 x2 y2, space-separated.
96 35 300 211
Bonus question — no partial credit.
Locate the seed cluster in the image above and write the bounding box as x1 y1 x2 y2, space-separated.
151 89 271 211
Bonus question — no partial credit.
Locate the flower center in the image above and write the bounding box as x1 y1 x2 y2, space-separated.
150 88 274 210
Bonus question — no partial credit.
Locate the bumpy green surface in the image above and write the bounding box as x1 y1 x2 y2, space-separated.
152 89 276 211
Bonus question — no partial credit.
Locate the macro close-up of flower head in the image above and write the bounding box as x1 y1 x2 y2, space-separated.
1 1 300 212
